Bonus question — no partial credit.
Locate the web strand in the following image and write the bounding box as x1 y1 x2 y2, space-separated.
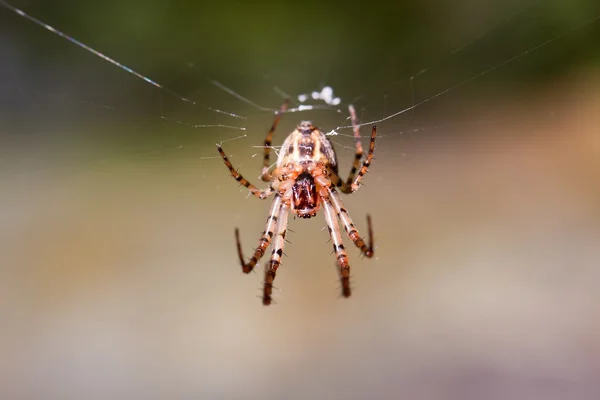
339 12 600 129
0 0 245 119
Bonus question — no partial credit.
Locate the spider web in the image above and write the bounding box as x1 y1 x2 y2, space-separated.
1 0 598 179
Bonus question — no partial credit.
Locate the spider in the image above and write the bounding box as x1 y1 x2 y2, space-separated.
217 100 376 305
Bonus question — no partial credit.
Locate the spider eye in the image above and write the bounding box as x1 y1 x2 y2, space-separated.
297 121 315 135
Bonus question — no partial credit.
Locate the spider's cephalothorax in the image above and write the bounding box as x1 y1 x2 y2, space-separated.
218 100 376 305
277 121 335 219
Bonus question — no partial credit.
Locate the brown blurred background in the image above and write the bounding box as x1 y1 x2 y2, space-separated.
1 0 600 399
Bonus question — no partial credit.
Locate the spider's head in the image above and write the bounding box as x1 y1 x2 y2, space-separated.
297 121 316 135
292 172 319 219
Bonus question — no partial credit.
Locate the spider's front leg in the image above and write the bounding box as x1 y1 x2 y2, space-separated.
346 123 376 193
217 145 275 199
329 105 377 194
260 99 289 182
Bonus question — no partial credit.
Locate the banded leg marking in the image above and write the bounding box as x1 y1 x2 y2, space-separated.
218 145 275 199
323 198 352 297
260 99 290 181
344 104 366 189
349 123 377 193
235 195 282 273
263 203 290 305
328 187 374 258
332 105 376 194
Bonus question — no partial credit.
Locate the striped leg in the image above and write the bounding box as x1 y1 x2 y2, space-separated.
260 99 290 182
344 105 366 188
235 195 282 273
323 198 352 297
347 122 376 193
263 203 290 305
218 145 275 199
328 187 374 258
334 105 377 194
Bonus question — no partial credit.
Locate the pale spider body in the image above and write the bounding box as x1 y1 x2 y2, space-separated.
273 121 337 219
218 100 376 305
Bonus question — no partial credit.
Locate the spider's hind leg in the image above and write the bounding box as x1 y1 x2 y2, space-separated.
235 195 282 274
328 188 374 258
262 203 290 305
322 198 352 297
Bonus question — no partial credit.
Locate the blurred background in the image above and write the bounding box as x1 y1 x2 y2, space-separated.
1 0 600 398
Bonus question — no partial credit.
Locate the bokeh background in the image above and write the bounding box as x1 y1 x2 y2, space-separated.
1 0 600 399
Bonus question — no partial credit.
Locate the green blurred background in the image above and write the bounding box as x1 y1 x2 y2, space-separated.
1 0 600 399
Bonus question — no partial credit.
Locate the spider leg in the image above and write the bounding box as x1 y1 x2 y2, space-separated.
235 195 282 273
260 99 289 182
344 105 366 187
262 203 290 305
328 187 374 257
347 123 376 193
322 197 352 298
333 105 377 194
218 145 275 199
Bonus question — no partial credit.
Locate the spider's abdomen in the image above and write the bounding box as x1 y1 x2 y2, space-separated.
292 172 319 218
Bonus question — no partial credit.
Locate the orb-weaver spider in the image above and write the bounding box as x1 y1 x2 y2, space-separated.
217 100 376 305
